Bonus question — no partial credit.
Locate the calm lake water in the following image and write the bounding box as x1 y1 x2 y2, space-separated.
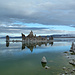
0 38 74 75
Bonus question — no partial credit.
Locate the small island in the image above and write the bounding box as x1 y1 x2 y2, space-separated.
6 30 53 43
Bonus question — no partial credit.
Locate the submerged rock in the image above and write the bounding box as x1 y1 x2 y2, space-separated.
41 56 50 69
70 70 74 73
44 66 50 69
65 71 68 74
41 62 46 67
63 67 66 70
41 56 47 63
66 56 70 58
73 69 75 71
62 74 65 75
69 60 74 64
64 51 69 53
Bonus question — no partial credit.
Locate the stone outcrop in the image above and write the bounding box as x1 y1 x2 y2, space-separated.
49 36 53 40
6 30 54 43
6 35 9 42
21 30 53 42
70 42 75 53
21 33 25 41
41 56 47 63
41 56 50 69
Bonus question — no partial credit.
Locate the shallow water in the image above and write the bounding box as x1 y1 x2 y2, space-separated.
0 38 74 75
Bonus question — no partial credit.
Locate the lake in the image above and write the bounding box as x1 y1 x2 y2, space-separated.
0 38 75 75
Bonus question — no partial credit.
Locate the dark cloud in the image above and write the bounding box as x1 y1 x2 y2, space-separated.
0 0 75 25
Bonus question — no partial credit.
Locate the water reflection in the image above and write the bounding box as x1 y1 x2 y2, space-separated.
41 62 46 67
22 42 53 52
6 41 53 52
6 42 9 47
70 52 75 55
49 42 53 46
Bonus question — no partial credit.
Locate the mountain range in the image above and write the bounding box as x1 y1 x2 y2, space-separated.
0 34 75 39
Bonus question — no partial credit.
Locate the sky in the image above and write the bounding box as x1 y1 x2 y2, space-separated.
0 0 75 37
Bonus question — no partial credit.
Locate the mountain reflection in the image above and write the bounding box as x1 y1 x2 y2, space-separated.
6 42 53 52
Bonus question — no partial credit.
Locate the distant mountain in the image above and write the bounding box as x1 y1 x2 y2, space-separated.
0 34 75 39
0 36 22 39
43 34 75 38
49 34 75 38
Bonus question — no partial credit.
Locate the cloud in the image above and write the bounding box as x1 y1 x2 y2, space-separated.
0 0 75 36
0 25 48 34
0 0 75 25
0 25 75 37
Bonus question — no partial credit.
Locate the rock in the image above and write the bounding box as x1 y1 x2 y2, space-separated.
66 56 69 58
64 51 69 53
69 52 73 53
44 66 50 69
70 49 73 52
73 69 75 71
70 70 74 73
69 60 73 64
73 51 75 53
64 54 67 56
72 62 75 65
67 68 70 69
65 71 68 74
63 67 66 70
62 74 65 75
41 56 47 63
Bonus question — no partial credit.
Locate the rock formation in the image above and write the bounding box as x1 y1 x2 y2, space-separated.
70 42 75 53
6 35 9 42
41 56 47 63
